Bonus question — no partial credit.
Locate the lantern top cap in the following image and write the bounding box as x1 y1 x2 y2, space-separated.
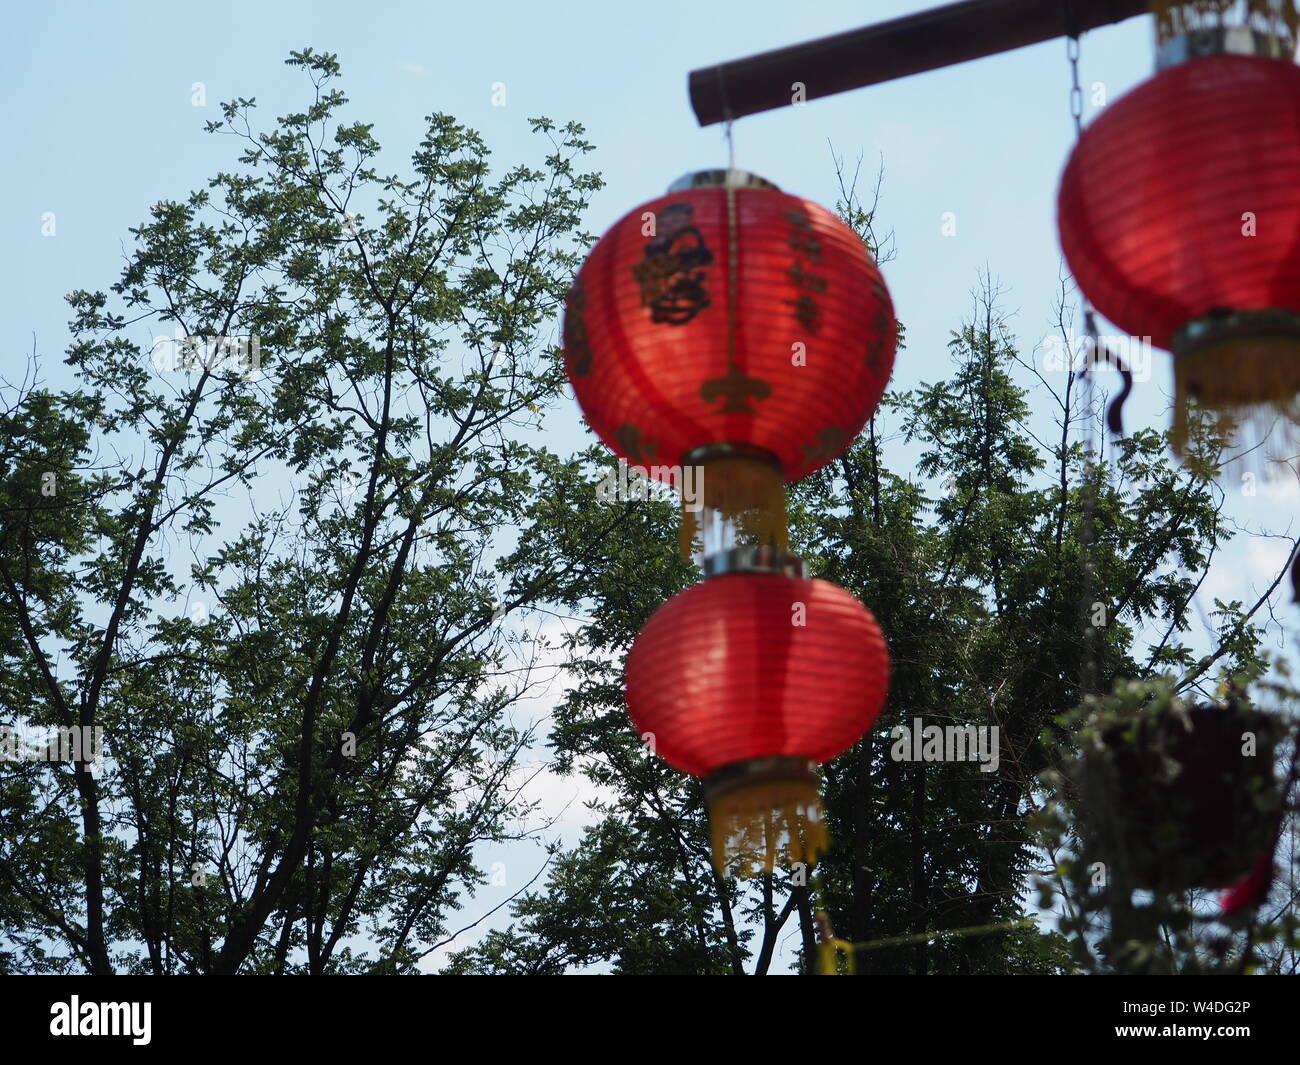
702 545 806 580
667 169 780 193
1156 26 1296 70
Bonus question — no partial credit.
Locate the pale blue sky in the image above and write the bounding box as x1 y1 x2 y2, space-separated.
3 0 1294 971
3 0 1153 406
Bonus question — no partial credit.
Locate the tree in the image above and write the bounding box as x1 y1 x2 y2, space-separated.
1034 672 1300 975
4 50 1292 976
0 48 616 973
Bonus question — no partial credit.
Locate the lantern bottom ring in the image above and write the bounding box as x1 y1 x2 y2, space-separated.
1169 308 1300 457
703 755 819 801
682 441 783 470
1172 307 1300 364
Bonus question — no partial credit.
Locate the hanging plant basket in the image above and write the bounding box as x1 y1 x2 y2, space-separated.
1072 686 1285 892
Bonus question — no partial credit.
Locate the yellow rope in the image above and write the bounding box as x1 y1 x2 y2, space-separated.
815 916 1037 973
847 918 1039 954
818 936 857 975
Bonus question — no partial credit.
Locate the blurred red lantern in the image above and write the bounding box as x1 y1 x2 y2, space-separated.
1057 38 1300 452
624 551 889 875
565 169 896 553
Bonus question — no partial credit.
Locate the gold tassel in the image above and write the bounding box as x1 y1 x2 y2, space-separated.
679 454 788 560
706 776 828 878
1170 334 1300 461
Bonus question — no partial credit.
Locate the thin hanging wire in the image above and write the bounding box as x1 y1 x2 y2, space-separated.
1069 32 1104 699
716 116 847 975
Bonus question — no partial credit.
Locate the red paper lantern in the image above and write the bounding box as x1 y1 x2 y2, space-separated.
1057 47 1300 451
564 170 896 551
625 556 889 874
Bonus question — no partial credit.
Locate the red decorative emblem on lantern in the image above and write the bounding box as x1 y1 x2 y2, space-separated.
564 170 896 483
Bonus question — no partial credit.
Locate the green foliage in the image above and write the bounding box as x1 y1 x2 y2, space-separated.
0 50 608 973
469 281 1284 975
1034 676 1299 974
2 49 1290 976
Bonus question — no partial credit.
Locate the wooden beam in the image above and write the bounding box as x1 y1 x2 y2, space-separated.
688 0 1150 126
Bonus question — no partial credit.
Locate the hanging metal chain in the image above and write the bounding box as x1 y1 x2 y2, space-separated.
1068 32 1104 699
1068 34 1085 137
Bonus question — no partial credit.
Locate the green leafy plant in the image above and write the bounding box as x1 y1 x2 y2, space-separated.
1072 681 1285 890
1035 675 1300 974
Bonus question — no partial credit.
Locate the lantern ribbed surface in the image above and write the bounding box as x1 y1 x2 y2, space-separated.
1058 54 1300 351
564 180 896 481
624 572 890 778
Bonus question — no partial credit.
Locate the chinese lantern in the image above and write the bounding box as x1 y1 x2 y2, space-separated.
564 170 896 554
1057 4 1300 454
625 550 890 876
